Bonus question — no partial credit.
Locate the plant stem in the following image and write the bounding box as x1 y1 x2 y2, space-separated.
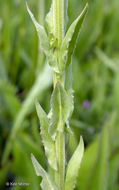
53 0 65 189
53 0 64 47
53 72 64 87
55 131 65 190
53 0 65 87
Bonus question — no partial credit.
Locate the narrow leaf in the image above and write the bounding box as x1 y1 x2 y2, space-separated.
31 154 58 190
26 3 50 54
49 82 73 139
77 140 99 190
36 102 57 170
65 136 84 190
61 3 88 70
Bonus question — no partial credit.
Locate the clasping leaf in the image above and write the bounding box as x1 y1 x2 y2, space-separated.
49 82 73 140
60 3 88 71
31 154 58 190
65 136 84 190
36 102 57 171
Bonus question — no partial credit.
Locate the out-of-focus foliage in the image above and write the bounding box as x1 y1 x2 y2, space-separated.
0 0 119 190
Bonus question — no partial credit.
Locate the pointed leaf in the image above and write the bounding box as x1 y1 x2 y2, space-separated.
36 102 57 170
26 3 50 54
31 154 58 190
60 3 88 70
65 136 84 190
49 82 73 139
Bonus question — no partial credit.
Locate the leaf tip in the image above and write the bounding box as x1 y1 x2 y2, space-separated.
26 1 29 12
80 136 84 154
80 136 84 145
35 100 39 110
86 2 89 9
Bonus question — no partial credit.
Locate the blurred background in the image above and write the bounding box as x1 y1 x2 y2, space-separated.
0 0 119 189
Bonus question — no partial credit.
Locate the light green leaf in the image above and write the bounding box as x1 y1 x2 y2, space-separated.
31 154 58 190
26 3 50 54
77 140 99 190
60 3 88 70
36 102 57 171
47 52 59 73
65 136 84 190
49 82 73 139
65 64 74 134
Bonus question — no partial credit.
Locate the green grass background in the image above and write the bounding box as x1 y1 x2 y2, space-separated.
0 0 119 189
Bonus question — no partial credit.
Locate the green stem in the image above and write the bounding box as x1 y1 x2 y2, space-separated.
53 0 64 47
55 131 65 190
53 72 64 87
53 0 65 189
53 0 65 86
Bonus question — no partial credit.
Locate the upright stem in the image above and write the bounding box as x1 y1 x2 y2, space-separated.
53 0 64 47
53 0 65 189
55 130 65 190
53 0 65 87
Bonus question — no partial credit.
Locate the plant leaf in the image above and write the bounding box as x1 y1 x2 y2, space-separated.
65 136 84 190
49 82 73 140
26 3 50 54
60 3 88 70
47 52 59 73
77 140 99 190
31 154 58 190
36 102 57 171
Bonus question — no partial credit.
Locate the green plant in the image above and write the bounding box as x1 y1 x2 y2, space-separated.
26 0 88 190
